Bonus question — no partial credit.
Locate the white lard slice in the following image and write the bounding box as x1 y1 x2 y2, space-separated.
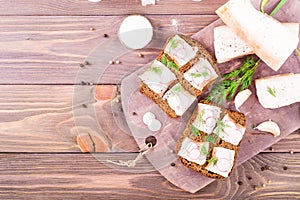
206 147 235 177
139 60 177 96
216 0 299 71
183 58 218 91
178 137 209 166
192 103 221 135
163 83 196 116
164 35 198 68
255 73 300 109
213 114 246 146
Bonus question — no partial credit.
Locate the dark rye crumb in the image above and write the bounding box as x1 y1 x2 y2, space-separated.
237 181 243 185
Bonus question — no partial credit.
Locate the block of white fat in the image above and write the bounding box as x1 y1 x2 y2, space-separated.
163 83 196 116
213 114 246 146
214 23 299 63
139 60 177 96
206 147 235 177
118 15 153 49
214 25 252 63
164 35 198 68
183 58 218 90
216 0 299 71
255 73 300 109
192 103 221 135
178 137 209 166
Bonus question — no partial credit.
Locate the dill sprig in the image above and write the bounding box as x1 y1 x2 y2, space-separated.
206 0 288 105
206 56 260 105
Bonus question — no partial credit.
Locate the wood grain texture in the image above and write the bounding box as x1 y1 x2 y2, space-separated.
0 153 299 199
0 15 217 84
0 0 226 16
0 84 298 153
0 84 138 152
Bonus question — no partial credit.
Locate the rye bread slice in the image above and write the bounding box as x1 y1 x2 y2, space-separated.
176 101 246 179
139 81 178 118
157 34 218 97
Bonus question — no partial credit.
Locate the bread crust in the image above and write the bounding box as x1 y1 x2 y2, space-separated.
176 101 246 179
139 82 178 118
139 34 219 117
157 34 218 97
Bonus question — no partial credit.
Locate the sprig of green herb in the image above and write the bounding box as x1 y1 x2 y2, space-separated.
161 55 179 71
207 157 218 165
190 124 199 136
260 0 269 13
189 71 210 78
206 0 288 105
269 0 287 16
200 145 209 157
214 119 229 136
206 56 260 104
170 38 178 49
204 135 216 145
295 49 300 58
196 109 206 125
267 86 276 97
150 66 162 74
172 84 182 94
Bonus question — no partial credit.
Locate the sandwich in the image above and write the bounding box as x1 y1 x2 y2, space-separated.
177 101 246 179
139 35 219 118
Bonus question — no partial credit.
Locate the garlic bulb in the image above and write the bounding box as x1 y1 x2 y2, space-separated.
255 120 280 137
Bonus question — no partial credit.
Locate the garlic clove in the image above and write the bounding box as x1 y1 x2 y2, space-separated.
142 112 156 125
255 120 280 137
234 89 252 111
148 119 162 132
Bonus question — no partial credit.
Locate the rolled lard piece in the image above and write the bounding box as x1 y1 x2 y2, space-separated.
255 73 300 109
216 0 299 71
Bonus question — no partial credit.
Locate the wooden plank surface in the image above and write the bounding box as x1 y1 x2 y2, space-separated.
0 84 298 153
0 153 299 199
0 84 299 153
0 0 226 16
0 0 299 197
0 15 217 84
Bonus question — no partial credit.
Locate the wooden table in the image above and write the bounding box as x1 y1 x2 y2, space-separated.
0 0 299 199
